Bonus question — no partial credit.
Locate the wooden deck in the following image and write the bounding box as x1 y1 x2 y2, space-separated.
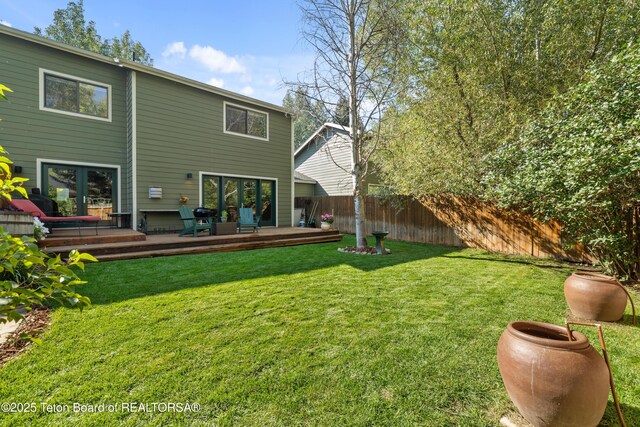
41 227 343 262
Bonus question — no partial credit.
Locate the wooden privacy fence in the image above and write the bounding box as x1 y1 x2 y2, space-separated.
295 195 589 262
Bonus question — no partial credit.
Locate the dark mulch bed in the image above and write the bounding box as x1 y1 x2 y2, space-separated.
0 306 50 366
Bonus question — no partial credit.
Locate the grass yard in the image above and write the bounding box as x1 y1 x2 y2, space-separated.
0 236 638 426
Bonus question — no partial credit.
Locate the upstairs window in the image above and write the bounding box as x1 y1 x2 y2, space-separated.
224 102 268 140
40 69 111 121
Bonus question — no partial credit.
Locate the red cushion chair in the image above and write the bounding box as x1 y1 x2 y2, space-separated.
10 199 100 235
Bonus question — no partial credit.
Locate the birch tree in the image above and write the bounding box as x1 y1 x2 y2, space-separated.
294 0 402 247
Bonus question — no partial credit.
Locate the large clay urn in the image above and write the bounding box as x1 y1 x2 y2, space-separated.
497 321 609 427
564 272 628 322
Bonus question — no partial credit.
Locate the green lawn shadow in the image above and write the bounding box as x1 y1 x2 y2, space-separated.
441 252 572 271
604 401 640 426
80 235 463 306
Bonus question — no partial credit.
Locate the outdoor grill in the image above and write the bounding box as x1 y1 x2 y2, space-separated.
193 207 214 218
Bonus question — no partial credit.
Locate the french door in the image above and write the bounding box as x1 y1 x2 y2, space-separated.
203 175 276 226
41 163 117 222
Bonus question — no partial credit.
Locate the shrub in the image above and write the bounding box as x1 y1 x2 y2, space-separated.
484 43 640 279
0 230 95 323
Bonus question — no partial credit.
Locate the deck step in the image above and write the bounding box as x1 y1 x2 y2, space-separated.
40 230 146 248
45 229 342 261
47 229 341 257
94 233 343 261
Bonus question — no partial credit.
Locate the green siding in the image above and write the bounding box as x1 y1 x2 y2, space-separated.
0 31 292 231
0 34 129 211
135 73 292 228
295 182 315 197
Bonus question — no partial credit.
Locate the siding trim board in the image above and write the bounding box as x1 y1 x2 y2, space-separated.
290 119 295 226
131 71 138 229
38 68 113 122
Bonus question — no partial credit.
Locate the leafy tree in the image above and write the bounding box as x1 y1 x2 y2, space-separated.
283 88 328 148
34 0 153 66
484 43 640 279
292 0 403 248
108 30 152 65
333 96 349 127
375 0 640 197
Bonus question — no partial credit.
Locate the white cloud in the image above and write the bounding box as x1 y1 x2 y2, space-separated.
207 77 224 88
157 46 315 105
162 41 187 59
189 45 246 74
0 20 12 27
240 86 255 96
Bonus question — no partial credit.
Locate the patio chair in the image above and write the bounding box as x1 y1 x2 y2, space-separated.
238 207 260 233
10 199 100 235
178 207 212 237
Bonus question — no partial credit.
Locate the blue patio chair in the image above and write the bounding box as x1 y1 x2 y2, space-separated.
238 207 260 233
178 207 212 237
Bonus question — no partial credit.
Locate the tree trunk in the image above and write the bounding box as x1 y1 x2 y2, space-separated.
354 189 367 248
348 0 366 248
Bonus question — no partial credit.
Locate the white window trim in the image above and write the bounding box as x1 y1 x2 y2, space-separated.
198 171 278 227
39 68 112 122
223 101 269 141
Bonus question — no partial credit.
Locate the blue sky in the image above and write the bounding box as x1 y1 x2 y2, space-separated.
0 0 313 105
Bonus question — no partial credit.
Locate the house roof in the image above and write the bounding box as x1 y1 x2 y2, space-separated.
293 171 316 184
0 24 291 115
293 123 352 157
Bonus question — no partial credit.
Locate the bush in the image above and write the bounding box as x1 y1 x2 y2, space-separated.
484 42 640 279
0 230 95 323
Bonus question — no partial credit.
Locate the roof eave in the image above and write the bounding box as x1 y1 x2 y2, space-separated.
293 122 352 157
0 24 292 115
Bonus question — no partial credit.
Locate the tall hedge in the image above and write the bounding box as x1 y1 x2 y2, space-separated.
485 42 640 279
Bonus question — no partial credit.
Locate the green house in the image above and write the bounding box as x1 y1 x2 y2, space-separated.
0 25 293 232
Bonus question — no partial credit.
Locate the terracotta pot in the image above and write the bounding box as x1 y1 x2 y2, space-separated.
497 321 609 427
564 272 628 322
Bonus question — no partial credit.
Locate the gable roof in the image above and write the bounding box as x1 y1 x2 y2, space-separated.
0 24 290 114
294 171 317 184
293 123 352 157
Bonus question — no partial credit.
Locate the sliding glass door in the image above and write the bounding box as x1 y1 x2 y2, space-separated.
42 163 117 223
203 175 276 226
223 177 239 223
260 181 274 226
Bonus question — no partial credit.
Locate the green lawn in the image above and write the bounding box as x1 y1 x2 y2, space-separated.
1 236 638 426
